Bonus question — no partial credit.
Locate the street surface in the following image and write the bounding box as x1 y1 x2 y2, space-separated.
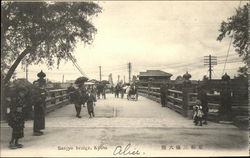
0 94 248 157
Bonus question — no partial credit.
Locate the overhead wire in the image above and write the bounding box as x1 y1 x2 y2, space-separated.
221 0 242 75
222 37 233 75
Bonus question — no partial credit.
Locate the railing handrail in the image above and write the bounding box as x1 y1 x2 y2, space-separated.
47 89 67 93
168 89 183 94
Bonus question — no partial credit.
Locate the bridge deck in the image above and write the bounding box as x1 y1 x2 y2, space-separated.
0 94 248 156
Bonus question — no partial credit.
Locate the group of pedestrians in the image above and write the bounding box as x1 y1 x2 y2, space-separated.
96 83 107 99
7 80 46 149
113 83 138 100
67 84 97 118
114 84 124 98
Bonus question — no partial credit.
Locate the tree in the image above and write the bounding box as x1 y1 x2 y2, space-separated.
1 2 102 85
217 3 249 77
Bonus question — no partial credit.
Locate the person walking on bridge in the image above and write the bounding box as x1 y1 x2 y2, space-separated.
86 89 97 118
160 84 167 107
102 84 107 99
197 85 208 125
71 88 83 118
114 84 120 98
67 83 76 103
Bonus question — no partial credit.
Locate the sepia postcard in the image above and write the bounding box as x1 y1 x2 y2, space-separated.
1 0 249 157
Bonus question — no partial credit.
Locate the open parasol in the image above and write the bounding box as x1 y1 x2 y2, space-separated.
88 79 99 84
75 76 89 85
101 80 110 85
7 79 33 96
84 82 95 85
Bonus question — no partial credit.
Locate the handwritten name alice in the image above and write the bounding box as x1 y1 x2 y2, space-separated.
113 143 142 155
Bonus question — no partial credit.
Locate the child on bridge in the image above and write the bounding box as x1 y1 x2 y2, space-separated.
193 100 204 126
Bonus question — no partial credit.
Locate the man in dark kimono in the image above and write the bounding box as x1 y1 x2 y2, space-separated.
96 84 100 99
67 83 76 103
86 89 97 118
111 86 114 94
160 84 166 107
115 84 120 98
197 85 209 125
33 81 47 136
102 84 107 99
120 85 125 99
71 88 83 118
79 85 87 107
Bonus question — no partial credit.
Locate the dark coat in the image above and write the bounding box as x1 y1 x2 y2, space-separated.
86 93 96 113
33 88 46 131
67 86 76 103
160 85 166 96
80 88 87 105
71 89 85 105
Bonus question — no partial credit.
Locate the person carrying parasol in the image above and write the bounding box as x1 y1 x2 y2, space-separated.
73 76 88 118
7 85 28 149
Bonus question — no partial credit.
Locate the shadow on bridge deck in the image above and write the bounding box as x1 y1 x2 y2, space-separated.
0 94 248 157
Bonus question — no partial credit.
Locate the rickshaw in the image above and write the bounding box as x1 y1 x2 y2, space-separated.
127 85 138 101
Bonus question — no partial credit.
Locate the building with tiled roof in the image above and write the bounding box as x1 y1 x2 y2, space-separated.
138 70 172 81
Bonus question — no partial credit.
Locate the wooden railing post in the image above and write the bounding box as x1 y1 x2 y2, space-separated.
148 81 150 96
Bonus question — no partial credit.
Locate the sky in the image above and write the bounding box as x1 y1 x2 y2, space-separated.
15 1 246 83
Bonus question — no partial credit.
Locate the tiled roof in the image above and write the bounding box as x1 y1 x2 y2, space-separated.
139 70 172 77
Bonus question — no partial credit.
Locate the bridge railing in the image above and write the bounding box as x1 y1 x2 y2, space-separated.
166 89 184 115
45 89 69 113
187 92 221 120
137 84 195 118
138 83 231 119
137 86 161 102
137 79 248 129
2 88 70 120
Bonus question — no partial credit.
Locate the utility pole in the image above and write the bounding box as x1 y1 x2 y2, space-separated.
118 75 120 83
99 66 102 81
124 75 125 84
204 55 217 80
209 55 212 80
128 62 131 83
109 73 114 86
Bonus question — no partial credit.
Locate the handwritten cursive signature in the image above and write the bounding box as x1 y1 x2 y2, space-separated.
113 143 140 155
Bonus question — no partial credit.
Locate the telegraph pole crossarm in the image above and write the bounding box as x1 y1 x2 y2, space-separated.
204 54 217 80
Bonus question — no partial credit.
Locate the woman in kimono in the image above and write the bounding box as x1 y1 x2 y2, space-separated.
8 87 27 149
